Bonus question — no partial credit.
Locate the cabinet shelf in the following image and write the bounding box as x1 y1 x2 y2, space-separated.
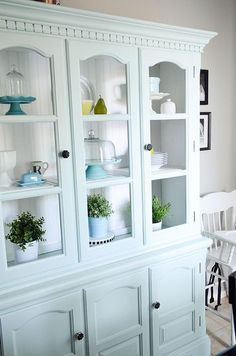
150 113 188 121
89 232 132 247
151 166 187 180
82 114 130 122
7 248 63 267
86 173 131 189
0 181 61 201
0 115 58 124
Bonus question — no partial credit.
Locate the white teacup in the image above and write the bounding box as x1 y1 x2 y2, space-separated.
31 161 49 175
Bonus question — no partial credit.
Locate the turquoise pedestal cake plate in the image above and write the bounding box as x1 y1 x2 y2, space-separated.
0 96 36 115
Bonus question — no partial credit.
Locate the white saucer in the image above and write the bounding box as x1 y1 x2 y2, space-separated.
17 179 47 187
89 232 115 246
150 92 170 100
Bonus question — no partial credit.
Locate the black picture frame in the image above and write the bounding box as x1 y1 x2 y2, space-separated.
200 112 211 151
200 69 208 105
33 0 60 4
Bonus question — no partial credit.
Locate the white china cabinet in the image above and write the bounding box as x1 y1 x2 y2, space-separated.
0 1 216 355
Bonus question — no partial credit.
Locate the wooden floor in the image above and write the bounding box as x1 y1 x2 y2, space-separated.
206 297 231 355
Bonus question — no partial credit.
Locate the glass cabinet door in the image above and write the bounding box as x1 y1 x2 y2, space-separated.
0 33 77 283
67 40 143 260
140 48 199 246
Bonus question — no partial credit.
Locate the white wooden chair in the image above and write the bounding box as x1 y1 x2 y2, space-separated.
200 190 236 344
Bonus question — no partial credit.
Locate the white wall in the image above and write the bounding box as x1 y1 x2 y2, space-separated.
62 0 236 195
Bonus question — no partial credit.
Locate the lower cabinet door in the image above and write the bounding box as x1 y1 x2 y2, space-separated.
150 252 206 356
84 269 150 356
1 292 85 356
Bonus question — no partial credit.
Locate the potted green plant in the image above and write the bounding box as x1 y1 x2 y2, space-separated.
5 211 46 263
152 195 171 231
87 193 113 239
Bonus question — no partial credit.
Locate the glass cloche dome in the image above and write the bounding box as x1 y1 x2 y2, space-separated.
6 64 24 96
0 64 36 115
84 130 121 179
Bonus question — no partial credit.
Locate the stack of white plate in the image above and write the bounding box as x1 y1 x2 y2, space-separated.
151 152 168 170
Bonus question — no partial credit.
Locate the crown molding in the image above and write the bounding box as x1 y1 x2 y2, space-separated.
0 0 217 52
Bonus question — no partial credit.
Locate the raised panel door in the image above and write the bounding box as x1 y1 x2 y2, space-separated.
84 270 149 356
150 253 206 356
1 292 85 356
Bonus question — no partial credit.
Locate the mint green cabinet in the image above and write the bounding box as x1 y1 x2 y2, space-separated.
0 249 210 356
0 1 215 356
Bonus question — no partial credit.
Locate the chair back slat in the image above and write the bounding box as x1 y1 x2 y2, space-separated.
224 210 228 230
217 212 221 231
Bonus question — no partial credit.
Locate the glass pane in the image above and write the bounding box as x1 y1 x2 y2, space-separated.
0 47 53 115
149 62 186 114
80 55 128 115
87 183 132 247
4 194 63 266
0 122 58 190
83 120 130 179
152 176 186 230
151 120 186 171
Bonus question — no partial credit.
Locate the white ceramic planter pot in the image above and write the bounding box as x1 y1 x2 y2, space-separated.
14 241 39 264
152 221 162 231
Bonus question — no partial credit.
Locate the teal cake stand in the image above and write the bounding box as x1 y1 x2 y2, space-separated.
0 96 36 115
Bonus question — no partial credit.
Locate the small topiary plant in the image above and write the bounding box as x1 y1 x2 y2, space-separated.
5 211 46 251
152 195 171 223
87 193 113 218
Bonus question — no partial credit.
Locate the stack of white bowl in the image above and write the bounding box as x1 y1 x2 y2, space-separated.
151 152 168 170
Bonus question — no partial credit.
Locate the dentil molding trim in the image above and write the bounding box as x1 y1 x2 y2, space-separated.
0 0 217 53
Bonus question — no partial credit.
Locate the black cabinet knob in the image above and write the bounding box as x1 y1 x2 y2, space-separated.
152 302 161 309
61 150 70 158
144 144 153 151
74 332 84 341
